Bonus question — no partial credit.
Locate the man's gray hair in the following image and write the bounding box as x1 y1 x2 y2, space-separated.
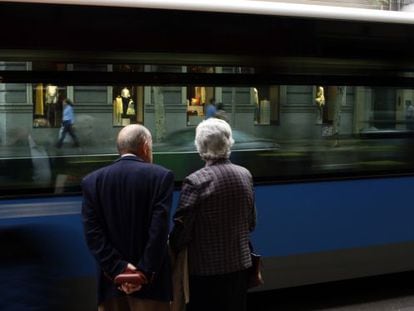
117 124 152 155
195 118 234 160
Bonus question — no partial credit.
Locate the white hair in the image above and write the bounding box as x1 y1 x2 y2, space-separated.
195 118 234 160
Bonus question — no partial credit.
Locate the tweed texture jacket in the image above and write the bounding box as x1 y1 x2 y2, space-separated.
170 158 256 276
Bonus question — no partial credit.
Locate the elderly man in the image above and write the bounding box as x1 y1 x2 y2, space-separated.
170 118 257 311
82 124 174 311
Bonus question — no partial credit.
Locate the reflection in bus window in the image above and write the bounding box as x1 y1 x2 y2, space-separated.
186 66 216 126
33 84 67 128
254 86 279 125
113 86 141 126
2 64 414 196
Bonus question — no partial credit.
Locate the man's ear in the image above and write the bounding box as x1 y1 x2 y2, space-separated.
143 141 149 157
141 140 152 163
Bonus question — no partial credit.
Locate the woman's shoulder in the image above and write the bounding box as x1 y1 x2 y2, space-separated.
185 166 214 185
227 162 253 178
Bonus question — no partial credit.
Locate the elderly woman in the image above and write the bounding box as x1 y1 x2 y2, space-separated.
170 118 256 311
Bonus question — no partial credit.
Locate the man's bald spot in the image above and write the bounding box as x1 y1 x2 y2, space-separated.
117 124 152 155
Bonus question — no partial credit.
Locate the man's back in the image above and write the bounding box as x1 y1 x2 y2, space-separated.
82 155 174 304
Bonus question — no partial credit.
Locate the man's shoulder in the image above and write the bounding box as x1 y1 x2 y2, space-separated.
82 158 126 180
82 164 110 184
121 160 174 183
146 162 174 180
82 159 173 185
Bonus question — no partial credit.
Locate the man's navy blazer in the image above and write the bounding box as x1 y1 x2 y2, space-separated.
81 155 174 304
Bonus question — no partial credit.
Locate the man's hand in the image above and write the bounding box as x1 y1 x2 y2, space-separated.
126 263 137 272
115 263 148 294
119 282 142 294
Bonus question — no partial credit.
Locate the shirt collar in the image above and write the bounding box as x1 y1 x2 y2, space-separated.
205 158 230 166
118 153 145 163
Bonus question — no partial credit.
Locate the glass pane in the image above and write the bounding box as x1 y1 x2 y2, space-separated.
2 62 414 197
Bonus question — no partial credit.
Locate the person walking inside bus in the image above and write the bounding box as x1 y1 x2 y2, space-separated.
81 124 174 311
56 98 80 148
169 118 256 311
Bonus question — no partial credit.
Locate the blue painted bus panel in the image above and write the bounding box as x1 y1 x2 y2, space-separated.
1 176 413 277
253 176 414 257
